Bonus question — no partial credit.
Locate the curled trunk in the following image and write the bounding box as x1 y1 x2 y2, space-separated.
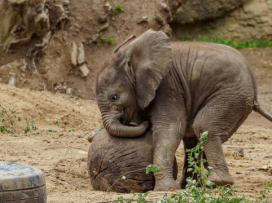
103 117 149 137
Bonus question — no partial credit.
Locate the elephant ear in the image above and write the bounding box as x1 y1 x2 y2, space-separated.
125 29 172 109
112 35 136 54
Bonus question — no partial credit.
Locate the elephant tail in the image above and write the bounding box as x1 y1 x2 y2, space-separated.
253 101 272 122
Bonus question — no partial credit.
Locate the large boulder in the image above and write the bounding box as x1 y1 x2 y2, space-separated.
172 0 249 24
171 0 272 41
88 129 178 193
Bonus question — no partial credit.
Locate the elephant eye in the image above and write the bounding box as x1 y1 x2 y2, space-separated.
111 95 117 102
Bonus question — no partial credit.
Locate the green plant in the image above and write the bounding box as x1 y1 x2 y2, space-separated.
115 4 123 12
24 118 38 134
110 3 123 13
0 105 17 133
181 35 272 49
108 37 114 45
97 33 106 44
103 131 271 203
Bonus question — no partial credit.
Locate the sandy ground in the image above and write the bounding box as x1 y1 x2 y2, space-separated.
1 47 272 202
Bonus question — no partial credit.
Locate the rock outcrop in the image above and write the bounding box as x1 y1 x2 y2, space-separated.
172 0 249 24
171 0 272 41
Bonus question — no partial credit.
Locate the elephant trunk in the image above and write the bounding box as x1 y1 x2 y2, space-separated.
102 113 149 137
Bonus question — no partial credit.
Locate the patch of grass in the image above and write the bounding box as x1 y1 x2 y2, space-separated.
181 35 272 49
115 4 123 12
108 37 114 45
110 3 123 13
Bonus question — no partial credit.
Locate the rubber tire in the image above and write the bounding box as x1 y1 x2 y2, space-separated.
0 162 47 203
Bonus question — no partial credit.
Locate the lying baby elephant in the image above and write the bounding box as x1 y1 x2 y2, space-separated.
88 129 178 193
94 29 272 191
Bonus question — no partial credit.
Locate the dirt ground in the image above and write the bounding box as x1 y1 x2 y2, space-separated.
1 47 272 202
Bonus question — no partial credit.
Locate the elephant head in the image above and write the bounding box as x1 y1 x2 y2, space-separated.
95 29 172 137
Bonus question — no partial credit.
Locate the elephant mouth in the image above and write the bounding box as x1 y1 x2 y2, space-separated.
120 117 131 126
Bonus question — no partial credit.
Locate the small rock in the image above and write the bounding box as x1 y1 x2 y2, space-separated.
137 16 148 24
236 148 244 157
246 165 269 171
155 15 165 25
56 83 66 90
18 65 26 72
8 75 16 87
250 155 257 158
160 3 169 11
260 165 269 171
77 42 85 65
55 4 65 14
79 64 90 77
78 150 88 155
236 172 243 174
66 88 73 95
104 2 112 11
71 41 78 67
63 0 69 6
246 167 260 171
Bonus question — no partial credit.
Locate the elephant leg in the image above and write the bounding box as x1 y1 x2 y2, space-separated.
179 136 201 189
152 99 187 191
193 96 252 187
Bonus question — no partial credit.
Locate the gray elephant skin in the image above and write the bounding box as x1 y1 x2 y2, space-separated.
94 29 272 191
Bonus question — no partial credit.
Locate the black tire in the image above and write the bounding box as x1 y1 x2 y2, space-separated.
0 162 47 203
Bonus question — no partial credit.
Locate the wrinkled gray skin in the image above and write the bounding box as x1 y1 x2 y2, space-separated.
94 29 272 191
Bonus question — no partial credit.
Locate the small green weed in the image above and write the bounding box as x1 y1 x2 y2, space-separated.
108 37 114 45
0 105 17 133
115 4 123 12
24 119 38 134
110 3 123 13
97 33 106 44
181 35 272 49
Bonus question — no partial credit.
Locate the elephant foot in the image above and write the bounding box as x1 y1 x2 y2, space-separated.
154 178 180 191
207 170 234 187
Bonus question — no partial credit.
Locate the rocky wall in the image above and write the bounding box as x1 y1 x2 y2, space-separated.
171 0 272 41
0 0 177 99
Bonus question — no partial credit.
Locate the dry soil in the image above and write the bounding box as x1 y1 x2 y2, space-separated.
1 47 272 202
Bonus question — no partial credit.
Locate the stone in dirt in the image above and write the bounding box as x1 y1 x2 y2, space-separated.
79 64 90 77
71 41 78 67
77 42 85 65
8 75 16 87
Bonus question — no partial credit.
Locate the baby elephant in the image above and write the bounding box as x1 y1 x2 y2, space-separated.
94 29 272 191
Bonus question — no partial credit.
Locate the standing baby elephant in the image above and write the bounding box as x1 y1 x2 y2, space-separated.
95 29 272 191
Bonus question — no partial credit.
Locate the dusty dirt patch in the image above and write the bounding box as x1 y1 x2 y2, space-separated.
1 47 272 202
